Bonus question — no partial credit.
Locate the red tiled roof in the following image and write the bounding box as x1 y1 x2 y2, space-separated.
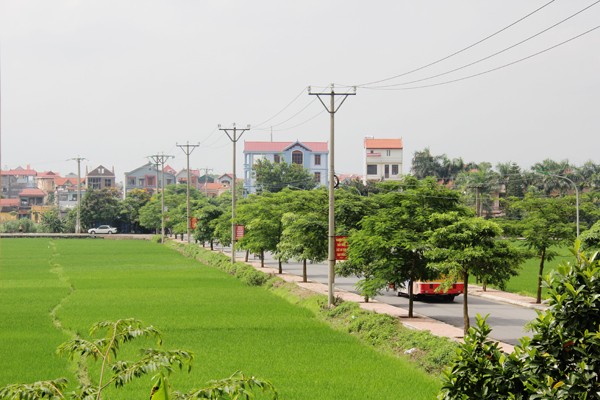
364 138 403 149
1 167 37 176
19 188 46 197
0 198 20 207
244 141 328 152
55 177 83 186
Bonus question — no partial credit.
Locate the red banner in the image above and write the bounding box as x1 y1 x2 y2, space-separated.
335 236 349 260
235 224 245 240
190 217 198 229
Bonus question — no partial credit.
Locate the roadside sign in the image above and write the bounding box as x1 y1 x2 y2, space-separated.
235 224 245 240
335 236 348 260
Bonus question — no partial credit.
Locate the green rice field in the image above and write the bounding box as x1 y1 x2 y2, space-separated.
0 238 440 399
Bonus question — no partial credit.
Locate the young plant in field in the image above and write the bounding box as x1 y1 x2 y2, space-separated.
0 319 277 400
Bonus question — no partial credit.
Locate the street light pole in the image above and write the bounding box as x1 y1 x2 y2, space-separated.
219 124 250 264
309 84 356 307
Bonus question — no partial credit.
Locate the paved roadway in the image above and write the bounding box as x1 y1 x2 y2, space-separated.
236 250 539 346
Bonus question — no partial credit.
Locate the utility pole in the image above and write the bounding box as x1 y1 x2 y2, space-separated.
148 153 174 244
176 142 199 244
218 123 250 264
69 156 87 233
200 167 214 197
309 84 356 307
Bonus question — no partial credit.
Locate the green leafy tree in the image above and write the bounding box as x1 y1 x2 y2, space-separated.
427 213 522 334
236 193 284 269
120 188 152 233
580 220 600 252
252 159 317 193
277 211 327 282
192 201 223 250
79 188 121 229
439 244 600 399
515 193 576 303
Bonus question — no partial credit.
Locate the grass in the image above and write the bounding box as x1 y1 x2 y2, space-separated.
1 238 441 399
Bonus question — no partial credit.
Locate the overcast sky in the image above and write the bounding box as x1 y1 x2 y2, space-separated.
1 0 598 180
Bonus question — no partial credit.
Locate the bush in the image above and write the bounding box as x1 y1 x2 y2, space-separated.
439 242 600 399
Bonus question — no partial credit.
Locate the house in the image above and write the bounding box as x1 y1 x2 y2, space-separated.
199 182 232 198
55 176 85 214
18 188 47 220
124 163 176 196
36 171 60 193
176 169 201 189
243 140 329 194
218 173 234 186
1 165 37 199
0 198 20 222
86 165 116 190
363 137 404 183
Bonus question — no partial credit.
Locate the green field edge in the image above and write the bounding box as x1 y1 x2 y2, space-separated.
167 241 459 377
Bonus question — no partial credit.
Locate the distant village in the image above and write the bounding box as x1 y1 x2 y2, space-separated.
1 137 404 223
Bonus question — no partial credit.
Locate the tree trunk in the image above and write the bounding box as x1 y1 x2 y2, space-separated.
536 249 546 304
260 250 265 268
209 240 213 250
302 259 307 283
463 271 470 336
245 249 249 262
408 278 414 318
278 258 282 274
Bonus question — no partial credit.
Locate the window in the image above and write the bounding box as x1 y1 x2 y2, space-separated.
392 165 399 175
139 178 146 187
88 177 101 189
386 150 391 156
292 150 303 165
274 154 281 164
104 179 112 187
314 172 321 183
385 165 390 178
146 176 155 187
127 177 136 186
314 154 321 165
367 164 377 175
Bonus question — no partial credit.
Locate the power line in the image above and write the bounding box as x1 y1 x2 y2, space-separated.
365 0 600 89
251 87 308 129
352 0 558 87
364 25 600 91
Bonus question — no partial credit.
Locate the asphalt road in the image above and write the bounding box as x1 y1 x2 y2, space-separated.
237 250 538 346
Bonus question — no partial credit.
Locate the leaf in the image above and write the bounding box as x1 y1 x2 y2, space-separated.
150 374 170 400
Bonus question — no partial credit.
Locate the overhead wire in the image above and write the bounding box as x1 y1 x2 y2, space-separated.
364 25 600 91
365 0 600 89
350 0 559 88
251 87 309 129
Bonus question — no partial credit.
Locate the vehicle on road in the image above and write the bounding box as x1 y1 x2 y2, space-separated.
396 280 464 302
88 225 117 234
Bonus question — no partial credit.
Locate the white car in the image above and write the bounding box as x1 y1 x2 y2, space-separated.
88 225 117 234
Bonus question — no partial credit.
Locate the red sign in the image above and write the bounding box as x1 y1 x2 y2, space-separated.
235 224 245 240
335 236 349 260
190 217 198 229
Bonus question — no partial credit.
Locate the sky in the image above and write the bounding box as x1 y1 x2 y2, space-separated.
1 0 599 182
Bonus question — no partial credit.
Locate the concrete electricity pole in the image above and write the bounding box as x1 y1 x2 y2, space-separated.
218 124 250 264
200 167 214 197
148 153 174 244
309 84 356 307
176 142 199 244
69 156 87 234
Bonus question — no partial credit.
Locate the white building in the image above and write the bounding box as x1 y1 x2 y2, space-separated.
363 137 404 183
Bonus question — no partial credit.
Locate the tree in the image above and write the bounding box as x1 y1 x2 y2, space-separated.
580 220 600 252
427 213 522 334
439 244 600 399
79 188 121 230
516 193 576 303
277 211 327 282
40 207 65 233
454 162 500 217
339 177 465 312
119 188 151 233
252 159 317 193
411 148 443 179
192 200 223 250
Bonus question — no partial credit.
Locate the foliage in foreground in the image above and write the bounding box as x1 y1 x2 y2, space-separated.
439 243 600 399
0 319 276 400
